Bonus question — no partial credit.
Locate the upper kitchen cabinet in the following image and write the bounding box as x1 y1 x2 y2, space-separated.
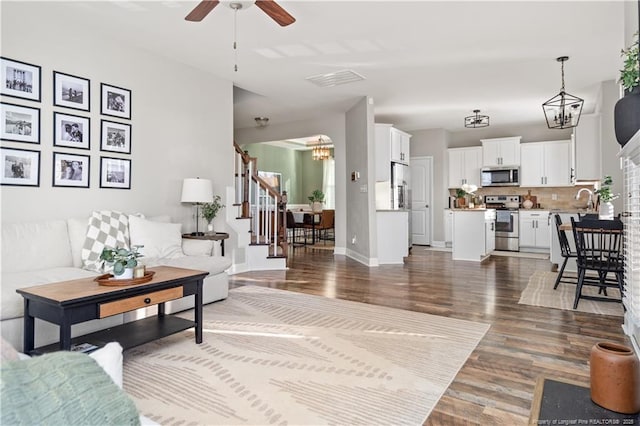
391 127 411 164
520 140 572 187
375 124 412 181
572 113 601 182
481 136 522 167
448 146 482 188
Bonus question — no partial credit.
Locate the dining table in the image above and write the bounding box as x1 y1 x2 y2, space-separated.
291 211 322 244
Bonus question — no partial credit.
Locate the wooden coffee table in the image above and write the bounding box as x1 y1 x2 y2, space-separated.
17 265 209 355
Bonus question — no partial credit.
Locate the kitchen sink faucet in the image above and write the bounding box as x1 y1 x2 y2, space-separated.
575 188 594 211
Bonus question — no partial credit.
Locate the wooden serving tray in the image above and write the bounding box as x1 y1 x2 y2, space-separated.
95 271 155 286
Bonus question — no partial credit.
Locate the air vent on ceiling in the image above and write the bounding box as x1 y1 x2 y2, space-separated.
306 69 366 88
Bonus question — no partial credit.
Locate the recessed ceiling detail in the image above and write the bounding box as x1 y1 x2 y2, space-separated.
306 70 366 88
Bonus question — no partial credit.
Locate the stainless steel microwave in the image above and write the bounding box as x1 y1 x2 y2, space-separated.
481 167 520 187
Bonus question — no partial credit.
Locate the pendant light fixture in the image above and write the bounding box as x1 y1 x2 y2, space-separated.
542 56 584 129
464 109 490 128
312 137 331 161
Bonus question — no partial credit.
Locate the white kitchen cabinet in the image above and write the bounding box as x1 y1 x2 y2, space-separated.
520 140 572 187
391 128 411 164
448 147 482 188
376 210 409 264
572 114 601 181
485 214 496 254
375 124 412 181
519 210 551 251
481 136 521 167
452 209 496 261
444 209 453 247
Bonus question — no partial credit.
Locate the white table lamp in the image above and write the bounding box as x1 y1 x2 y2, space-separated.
181 178 213 236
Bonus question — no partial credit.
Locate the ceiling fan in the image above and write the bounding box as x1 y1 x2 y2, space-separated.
185 0 296 26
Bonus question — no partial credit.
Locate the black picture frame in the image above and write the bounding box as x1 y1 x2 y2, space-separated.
0 57 41 102
100 83 131 120
0 102 40 144
100 119 131 154
100 156 131 189
52 152 90 188
0 147 40 186
53 71 90 112
53 112 90 150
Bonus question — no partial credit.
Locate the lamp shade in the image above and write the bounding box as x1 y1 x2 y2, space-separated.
181 178 213 203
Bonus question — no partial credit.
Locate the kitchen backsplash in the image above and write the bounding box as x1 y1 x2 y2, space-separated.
449 184 595 210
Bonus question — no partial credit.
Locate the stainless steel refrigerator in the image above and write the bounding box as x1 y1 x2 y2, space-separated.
391 162 412 249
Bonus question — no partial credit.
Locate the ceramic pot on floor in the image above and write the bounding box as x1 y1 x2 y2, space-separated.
590 342 640 414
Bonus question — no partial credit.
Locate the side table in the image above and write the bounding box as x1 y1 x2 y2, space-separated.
182 232 229 256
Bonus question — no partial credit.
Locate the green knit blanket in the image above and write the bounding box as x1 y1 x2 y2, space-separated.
1 351 140 425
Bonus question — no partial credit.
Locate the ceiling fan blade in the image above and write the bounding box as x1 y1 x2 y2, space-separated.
185 0 220 22
255 0 296 27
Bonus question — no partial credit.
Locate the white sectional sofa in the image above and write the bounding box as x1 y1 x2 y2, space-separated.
1 214 232 352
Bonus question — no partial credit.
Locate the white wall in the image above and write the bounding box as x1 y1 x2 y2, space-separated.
449 123 573 147
345 97 377 265
1 5 234 234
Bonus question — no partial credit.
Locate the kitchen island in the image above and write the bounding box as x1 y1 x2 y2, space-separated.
376 210 409 264
452 208 496 262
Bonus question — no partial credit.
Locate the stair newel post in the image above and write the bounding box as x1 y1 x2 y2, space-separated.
279 191 288 258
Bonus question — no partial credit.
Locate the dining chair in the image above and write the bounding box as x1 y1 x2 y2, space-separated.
553 214 577 289
286 211 305 247
569 217 624 309
314 209 335 244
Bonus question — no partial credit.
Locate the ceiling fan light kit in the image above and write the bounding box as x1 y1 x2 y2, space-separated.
464 109 490 128
542 56 584 129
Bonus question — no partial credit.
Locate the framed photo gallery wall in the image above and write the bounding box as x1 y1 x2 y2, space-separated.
1 56 133 189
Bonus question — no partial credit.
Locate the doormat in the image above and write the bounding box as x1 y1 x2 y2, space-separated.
529 376 640 425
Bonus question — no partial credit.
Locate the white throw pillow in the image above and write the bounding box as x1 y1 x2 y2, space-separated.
128 215 183 260
89 342 123 389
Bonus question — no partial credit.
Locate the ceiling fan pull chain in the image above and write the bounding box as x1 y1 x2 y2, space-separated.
233 6 239 72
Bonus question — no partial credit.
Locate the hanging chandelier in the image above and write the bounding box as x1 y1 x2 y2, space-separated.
312 145 331 161
311 137 331 161
464 109 490 128
542 56 584 129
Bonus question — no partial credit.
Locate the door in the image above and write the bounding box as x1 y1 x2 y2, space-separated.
411 156 432 245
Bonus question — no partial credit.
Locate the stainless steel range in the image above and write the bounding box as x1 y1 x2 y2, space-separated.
485 195 520 252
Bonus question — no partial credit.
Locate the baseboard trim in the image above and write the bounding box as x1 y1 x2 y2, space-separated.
345 249 379 267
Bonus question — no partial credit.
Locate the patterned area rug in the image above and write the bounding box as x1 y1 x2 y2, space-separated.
123 286 489 425
518 271 623 316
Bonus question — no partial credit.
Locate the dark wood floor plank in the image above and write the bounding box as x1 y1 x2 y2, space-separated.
229 247 631 424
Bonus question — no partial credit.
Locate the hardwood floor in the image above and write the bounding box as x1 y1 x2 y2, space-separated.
228 245 630 425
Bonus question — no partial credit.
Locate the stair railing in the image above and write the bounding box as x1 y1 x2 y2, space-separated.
234 142 288 258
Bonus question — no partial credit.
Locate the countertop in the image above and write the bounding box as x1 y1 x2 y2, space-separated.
450 208 494 212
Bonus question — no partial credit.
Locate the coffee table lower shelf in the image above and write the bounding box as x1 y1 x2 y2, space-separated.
30 316 194 356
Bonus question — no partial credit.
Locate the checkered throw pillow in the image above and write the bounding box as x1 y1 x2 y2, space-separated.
81 211 130 273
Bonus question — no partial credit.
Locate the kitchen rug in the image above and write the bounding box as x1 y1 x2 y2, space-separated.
518 270 623 316
123 285 489 425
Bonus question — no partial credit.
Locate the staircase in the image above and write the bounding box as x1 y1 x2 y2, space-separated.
227 143 287 273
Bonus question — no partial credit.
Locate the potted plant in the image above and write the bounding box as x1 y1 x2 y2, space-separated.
455 188 467 207
308 189 325 213
201 195 225 232
100 245 143 279
594 175 620 220
614 31 639 146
